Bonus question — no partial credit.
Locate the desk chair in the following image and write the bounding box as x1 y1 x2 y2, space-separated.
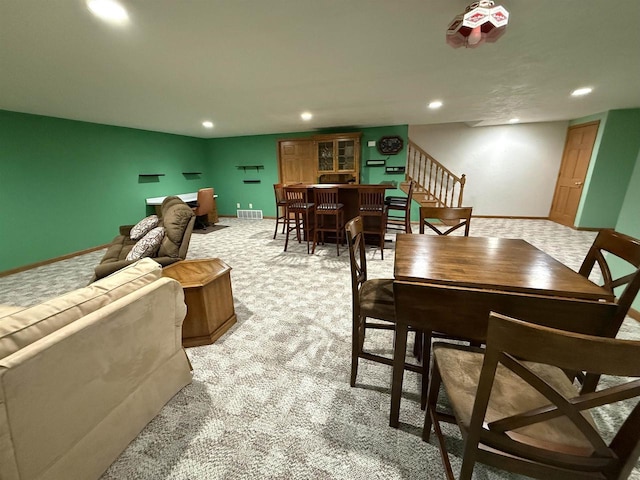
425 312 640 480
385 180 414 234
577 229 640 392
419 206 473 236
284 185 315 254
273 183 287 239
191 188 214 229
358 186 388 260
345 216 427 395
312 186 345 256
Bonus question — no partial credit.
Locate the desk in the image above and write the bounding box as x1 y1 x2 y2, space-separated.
146 192 218 224
145 192 218 205
389 235 616 427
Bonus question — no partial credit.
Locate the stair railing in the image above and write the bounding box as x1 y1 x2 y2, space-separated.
406 139 466 207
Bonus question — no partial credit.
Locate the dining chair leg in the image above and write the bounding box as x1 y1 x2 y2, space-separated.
312 215 320 254
350 315 364 387
422 354 442 441
421 332 432 410
284 211 291 252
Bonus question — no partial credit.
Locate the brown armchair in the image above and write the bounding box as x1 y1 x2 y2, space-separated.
92 196 195 281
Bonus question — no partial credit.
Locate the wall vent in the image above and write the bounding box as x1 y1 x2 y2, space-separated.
236 209 263 220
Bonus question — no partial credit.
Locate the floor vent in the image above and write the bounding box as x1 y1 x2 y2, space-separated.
236 209 263 220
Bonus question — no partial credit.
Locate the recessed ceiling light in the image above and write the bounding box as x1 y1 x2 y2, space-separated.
508 118 519 124
301 112 313 121
202 121 214 128
428 101 443 109
86 0 129 24
571 87 593 97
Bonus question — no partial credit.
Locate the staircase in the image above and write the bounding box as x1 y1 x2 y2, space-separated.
402 139 466 208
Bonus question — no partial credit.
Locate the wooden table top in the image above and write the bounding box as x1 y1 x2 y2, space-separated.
162 258 231 288
394 235 613 302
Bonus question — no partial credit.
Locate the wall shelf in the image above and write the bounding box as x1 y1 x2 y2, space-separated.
385 166 406 174
243 179 261 184
182 171 202 175
138 173 165 177
237 165 264 172
366 159 386 167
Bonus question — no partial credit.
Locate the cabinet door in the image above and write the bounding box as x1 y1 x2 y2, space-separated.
279 140 315 184
337 139 356 171
317 141 335 172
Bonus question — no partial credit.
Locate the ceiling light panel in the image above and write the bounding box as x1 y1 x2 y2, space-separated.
87 0 129 24
301 112 313 121
428 101 443 109
571 87 593 97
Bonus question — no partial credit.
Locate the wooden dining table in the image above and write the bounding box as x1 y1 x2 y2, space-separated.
389 234 617 428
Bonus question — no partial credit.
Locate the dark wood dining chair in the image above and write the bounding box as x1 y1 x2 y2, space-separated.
419 206 473 236
414 206 474 361
284 185 315 254
425 311 640 480
345 216 426 390
357 186 387 260
272 183 287 239
312 186 345 256
385 180 414 234
577 229 640 392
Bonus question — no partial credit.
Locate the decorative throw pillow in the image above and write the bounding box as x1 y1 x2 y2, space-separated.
130 215 159 240
126 227 165 261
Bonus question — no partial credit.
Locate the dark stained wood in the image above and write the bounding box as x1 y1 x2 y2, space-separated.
162 258 237 347
425 312 640 480
394 235 613 301
390 235 616 428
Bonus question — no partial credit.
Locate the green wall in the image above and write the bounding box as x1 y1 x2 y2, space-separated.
0 109 408 272
612 148 640 311
0 110 208 272
208 125 410 218
575 109 640 228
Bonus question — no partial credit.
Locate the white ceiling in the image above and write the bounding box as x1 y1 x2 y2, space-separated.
1 0 639 138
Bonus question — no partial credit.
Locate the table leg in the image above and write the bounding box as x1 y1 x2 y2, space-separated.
390 322 408 428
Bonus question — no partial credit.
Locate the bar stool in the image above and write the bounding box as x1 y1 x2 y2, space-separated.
358 186 387 260
312 186 345 256
284 185 315 254
272 183 287 239
385 180 414 234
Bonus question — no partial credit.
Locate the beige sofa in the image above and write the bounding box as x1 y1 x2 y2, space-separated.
0 258 192 480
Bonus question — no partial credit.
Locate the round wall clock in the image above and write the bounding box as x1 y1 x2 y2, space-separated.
377 136 404 155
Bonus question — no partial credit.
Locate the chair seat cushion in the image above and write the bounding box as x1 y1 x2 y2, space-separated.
434 344 598 456
317 203 344 210
360 278 395 322
289 202 314 210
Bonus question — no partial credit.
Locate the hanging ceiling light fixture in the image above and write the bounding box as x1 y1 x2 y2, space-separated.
446 1 509 49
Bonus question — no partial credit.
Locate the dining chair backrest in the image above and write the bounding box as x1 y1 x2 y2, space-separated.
578 229 640 338
358 187 386 215
452 312 640 480
273 183 286 205
314 186 340 210
284 185 312 210
345 216 367 306
419 206 473 236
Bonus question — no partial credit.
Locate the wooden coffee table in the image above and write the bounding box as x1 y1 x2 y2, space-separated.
162 258 237 347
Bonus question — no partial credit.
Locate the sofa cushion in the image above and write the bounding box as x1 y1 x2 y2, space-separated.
0 305 25 317
129 215 159 240
126 226 165 261
0 258 162 360
157 203 194 258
